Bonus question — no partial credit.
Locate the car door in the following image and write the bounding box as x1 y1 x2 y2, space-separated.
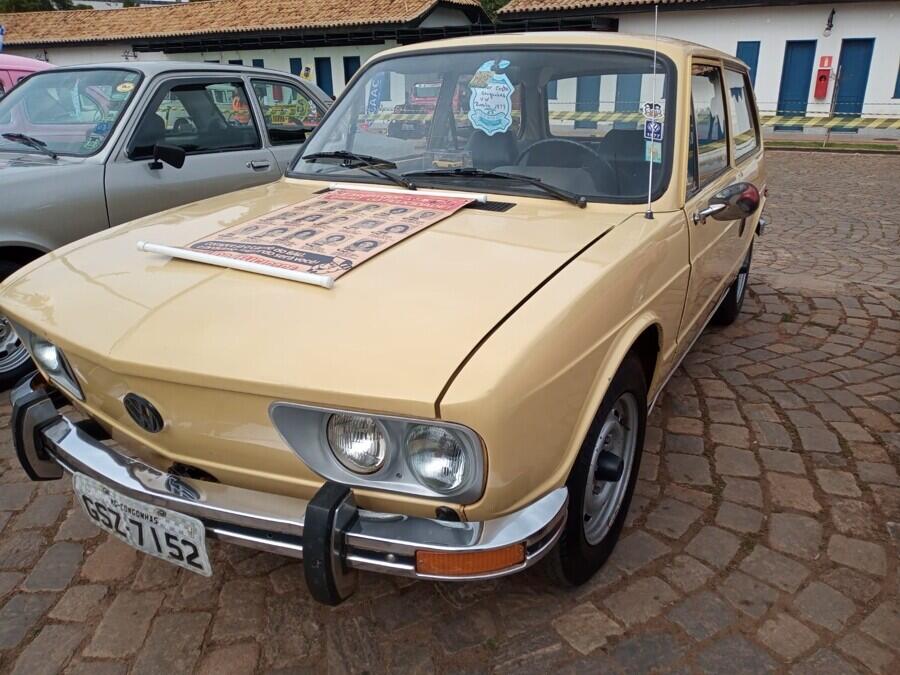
679 61 746 341
105 76 280 226
248 77 325 172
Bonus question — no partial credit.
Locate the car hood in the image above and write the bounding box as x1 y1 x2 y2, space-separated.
0 152 79 174
0 178 629 417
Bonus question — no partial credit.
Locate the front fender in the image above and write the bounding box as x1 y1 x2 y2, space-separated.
441 211 689 522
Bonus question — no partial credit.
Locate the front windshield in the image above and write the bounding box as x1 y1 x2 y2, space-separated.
292 48 674 203
0 69 141 157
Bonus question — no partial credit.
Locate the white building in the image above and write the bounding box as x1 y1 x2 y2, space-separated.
498 0 900 119
0 0 490 97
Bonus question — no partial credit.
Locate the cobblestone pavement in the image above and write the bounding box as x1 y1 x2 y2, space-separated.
0 151 898 674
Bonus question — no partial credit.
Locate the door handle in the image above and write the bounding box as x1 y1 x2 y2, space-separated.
247 160 271 171
692 203 727 225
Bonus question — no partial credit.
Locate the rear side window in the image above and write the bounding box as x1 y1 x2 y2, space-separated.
725 69 759 161
691 64 729 186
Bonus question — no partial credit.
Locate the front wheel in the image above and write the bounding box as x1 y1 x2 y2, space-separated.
546 352 647 585
0 261 35 390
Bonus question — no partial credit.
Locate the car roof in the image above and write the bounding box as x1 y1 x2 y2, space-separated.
47 60 297 78
373 31 740 66
0 53 54 71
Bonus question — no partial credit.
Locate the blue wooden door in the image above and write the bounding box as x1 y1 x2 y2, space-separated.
736 41 760 87
834 38 874 115
343 56 361 86
574 75 601 130
315 57 334 97
777 40 816 115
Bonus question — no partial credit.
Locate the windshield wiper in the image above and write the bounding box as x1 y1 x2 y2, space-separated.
403 168 586 208
1 133 58 160
302 150 416 190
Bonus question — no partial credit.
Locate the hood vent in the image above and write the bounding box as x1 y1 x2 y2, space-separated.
466 201 515 212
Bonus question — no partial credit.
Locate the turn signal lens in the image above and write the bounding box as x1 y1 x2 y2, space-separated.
415 544 525 576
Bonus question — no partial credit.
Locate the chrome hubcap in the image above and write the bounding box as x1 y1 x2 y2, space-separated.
583 393 639 545
0 314 30 373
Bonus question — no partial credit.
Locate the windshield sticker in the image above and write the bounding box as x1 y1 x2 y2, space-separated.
468 60 514 136
116 82 136 94
643 119 663 143
81 135 104 153
645 141 662 164
172 190 474 285
642 102 664 121
93 121 112 135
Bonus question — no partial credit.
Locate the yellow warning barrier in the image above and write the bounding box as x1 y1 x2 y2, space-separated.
760 115 900 129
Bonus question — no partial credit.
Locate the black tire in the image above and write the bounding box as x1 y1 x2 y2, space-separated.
0 260 36 390
712 242 753 326
546 352 647 586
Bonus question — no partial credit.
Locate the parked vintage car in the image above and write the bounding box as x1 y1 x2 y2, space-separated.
2 33 767 605
0 53 53 98
0 61 330 385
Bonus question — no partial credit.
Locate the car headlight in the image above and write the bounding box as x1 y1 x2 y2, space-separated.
405 425 472 494
9 322 84 401
270 403 485 503
327 413 387 474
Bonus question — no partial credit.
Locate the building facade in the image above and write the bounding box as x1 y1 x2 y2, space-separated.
499 0 900 119
0 0 490 97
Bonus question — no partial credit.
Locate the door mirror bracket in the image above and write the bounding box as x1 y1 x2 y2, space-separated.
149 144 186 171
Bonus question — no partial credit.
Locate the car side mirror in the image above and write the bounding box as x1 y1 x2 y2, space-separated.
149 144 186 170
708 182 761 221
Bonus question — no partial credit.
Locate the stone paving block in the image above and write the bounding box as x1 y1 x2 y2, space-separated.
0 483 34 511
55 507 100 542
829 499 881 538
836 632 895 674
718 570 779 618
768 473 822 513
132 555 181 591
794 581 856 632
757 612 819 660
752 420 794 448
665 433 705 455
695 634 777 674
10 623 84 675
0 529 47 569
196 642 260 675
667 591 737 640
64 662 127 675
666 453 712 485
710 424 750 448
644 497 702 539
608 530 670 575
768 513 823 560
607 631 686 673
10 493 69 530
685 525 741 569
714 446 760 477
791 648 863 675
758 448 806 473
23 541 83 592
132 612 212 675
715 501 763 533
210 578 267 642
602 576 678 627
49 584 108 622
552 602 622 655
856 461 900 486
814 468 861 497
859 602 899 649
81 537 138 582
84 590 164 658
798 427 842 454
0 571 22 599
826 534 887 576
740 545 810 593
662 554 714 593
0 592 56 650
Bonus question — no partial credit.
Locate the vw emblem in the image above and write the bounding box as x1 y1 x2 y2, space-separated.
123 393 165 434
165 476 200 501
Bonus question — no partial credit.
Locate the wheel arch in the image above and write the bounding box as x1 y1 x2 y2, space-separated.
0 244 49 269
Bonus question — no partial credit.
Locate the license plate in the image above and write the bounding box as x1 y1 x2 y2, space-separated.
74 473 212 576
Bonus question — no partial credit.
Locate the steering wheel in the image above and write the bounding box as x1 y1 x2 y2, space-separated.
516 138 615 178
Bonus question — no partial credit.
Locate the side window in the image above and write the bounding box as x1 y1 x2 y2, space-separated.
687 111 699 195
691 64 729 186
131 80 260 159
251 79 321 145
725 68 759 161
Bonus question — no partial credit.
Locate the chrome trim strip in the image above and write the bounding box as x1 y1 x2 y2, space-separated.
17 389 566 582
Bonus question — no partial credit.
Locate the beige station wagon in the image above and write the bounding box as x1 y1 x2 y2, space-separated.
2 33 766 605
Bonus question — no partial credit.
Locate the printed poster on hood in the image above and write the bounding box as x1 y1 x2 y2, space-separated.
185 189 472 282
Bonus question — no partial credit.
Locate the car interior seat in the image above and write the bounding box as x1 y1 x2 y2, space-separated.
600 129 649 196
132 113 167 155
467 130 518 170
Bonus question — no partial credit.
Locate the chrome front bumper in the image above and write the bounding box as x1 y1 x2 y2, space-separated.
11 375 567 603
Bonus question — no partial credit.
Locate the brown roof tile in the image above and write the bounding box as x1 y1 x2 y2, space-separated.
499 0 712 15
0 0 483 46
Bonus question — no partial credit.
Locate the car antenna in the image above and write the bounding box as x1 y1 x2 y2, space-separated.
645 2 660 220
